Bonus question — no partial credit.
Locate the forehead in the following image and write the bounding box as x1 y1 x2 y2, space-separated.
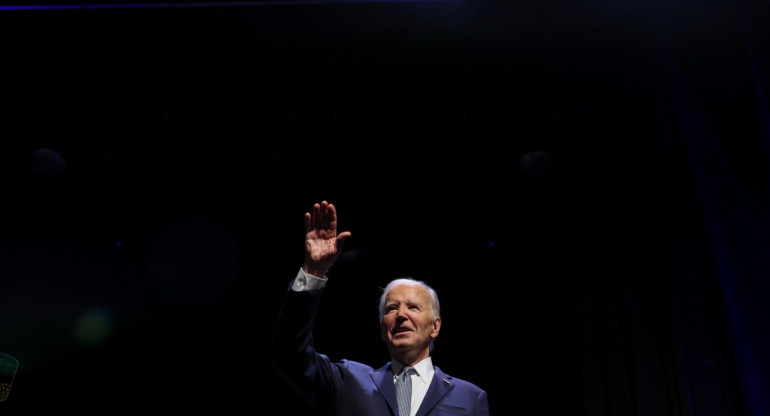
385 284 430 303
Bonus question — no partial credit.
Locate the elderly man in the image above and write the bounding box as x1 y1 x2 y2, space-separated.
270 201 490 416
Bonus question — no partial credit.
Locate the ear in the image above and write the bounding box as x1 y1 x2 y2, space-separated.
431 317 441 338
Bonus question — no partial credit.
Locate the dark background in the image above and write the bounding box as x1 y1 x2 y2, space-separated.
1 0 768 414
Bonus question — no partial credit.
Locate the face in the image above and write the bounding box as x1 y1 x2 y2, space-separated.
380 283 441 363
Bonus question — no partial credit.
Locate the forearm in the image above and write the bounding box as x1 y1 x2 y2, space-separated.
270 275 324 370
270 270 338 411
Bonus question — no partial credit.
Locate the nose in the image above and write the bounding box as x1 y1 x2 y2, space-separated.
396 305 409 320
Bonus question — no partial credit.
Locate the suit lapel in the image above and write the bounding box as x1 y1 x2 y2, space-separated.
415 366 454 416
371 363 399 415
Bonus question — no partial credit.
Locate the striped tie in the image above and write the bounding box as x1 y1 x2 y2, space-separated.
396 366 416 416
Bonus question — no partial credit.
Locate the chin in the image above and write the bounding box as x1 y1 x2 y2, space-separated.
390 340 416 350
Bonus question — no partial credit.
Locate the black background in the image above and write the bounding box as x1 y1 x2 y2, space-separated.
1 0 765 414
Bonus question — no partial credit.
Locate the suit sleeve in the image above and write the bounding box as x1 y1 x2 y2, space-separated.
476 389 491 415
269 282 343 415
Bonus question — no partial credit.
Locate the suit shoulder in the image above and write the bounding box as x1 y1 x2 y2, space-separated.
434 367 486 393
337 358 377 372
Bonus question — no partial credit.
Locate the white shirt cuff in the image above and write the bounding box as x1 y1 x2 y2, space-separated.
291 267 328 291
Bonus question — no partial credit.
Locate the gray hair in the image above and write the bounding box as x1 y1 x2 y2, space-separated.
378 278 441 322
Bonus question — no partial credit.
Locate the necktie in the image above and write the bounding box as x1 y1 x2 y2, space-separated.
396 366 415 416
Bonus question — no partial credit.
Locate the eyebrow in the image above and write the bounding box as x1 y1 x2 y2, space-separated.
384 299 422 309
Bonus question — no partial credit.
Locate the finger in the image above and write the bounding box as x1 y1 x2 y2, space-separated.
304 212 312 233
312 203 322 231
326 203 338 231
336 231 352 250
320 201 331 230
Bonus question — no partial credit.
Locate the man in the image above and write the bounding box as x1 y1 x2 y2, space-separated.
270 200 490 416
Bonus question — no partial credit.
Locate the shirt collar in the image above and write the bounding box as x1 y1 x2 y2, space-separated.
391 356 434 384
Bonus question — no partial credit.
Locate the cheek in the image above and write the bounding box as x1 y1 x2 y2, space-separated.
380 321 393 341
423 318 438 333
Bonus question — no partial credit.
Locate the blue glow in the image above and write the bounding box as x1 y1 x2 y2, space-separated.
0 0 458 11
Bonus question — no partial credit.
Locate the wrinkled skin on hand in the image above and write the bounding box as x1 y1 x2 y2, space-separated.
303 200 351 277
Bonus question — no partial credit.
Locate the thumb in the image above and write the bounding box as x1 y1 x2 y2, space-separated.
336 231 352 249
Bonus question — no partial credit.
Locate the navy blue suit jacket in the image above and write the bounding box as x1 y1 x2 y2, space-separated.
270 284 490 416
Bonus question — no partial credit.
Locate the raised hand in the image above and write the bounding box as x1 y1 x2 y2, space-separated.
303 201 351 277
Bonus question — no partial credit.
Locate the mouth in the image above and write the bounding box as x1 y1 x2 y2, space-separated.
392 328 412 337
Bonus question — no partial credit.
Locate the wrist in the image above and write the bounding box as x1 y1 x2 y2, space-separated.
303 266 327 278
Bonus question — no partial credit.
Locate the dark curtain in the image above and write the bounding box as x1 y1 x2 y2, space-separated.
0 2 768 415
577 1 770 415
